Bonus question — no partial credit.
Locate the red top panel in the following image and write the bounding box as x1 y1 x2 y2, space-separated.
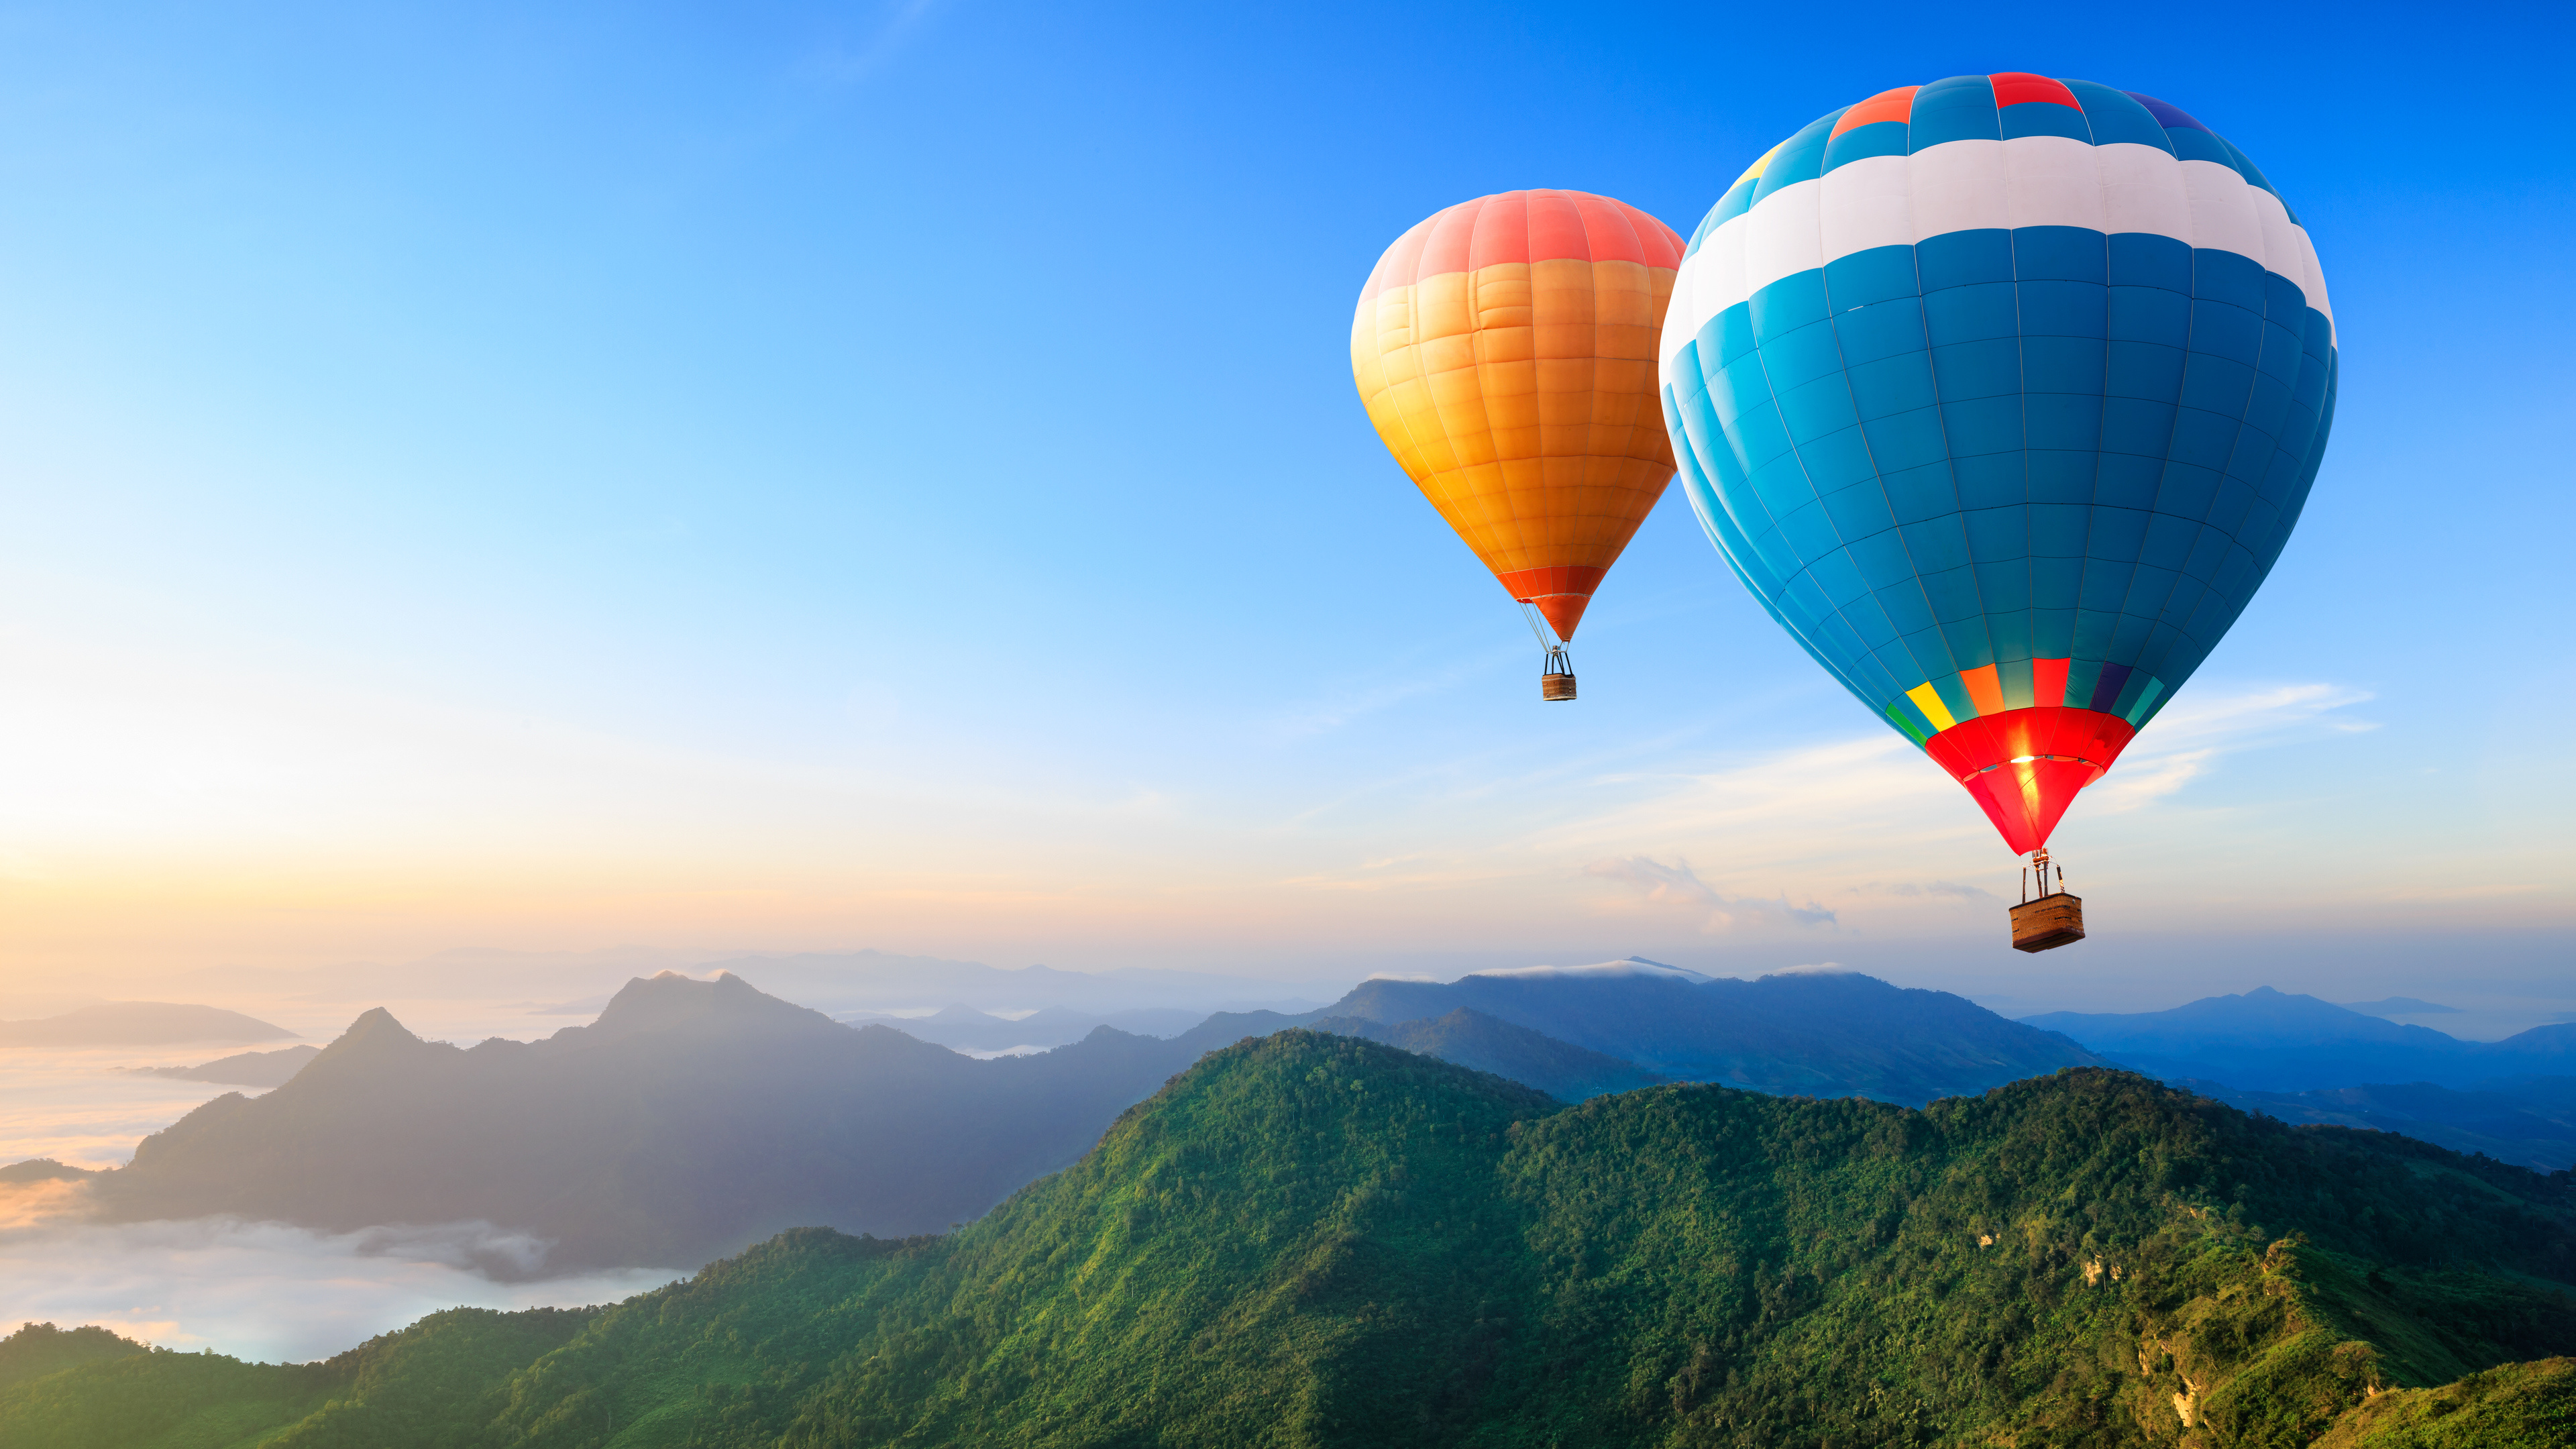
1989 72 2081 110
1360 191 1684 301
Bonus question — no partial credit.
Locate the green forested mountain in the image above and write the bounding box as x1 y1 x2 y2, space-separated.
8 1032 2573 1447
0 1323 150 1391
0 1307 600 1448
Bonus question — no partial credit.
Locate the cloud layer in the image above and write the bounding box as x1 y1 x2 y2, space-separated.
0 1201 678 1364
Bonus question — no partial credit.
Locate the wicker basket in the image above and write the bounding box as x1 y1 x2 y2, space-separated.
1541 672 1576 701
2010 894 2085 953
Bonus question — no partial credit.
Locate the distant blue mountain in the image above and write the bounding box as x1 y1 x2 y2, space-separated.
2341 997 2461 1016
2023 987 2576 1092
845 1004 1208 1053
1307 1007 1668 1101
1181 959 2102 1106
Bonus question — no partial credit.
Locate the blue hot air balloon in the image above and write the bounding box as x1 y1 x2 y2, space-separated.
1658 74 2334 944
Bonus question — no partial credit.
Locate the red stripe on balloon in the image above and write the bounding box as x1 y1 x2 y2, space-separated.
2031 657 2071 708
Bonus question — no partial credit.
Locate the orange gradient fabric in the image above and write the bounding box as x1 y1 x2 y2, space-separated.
1352 190 1684 640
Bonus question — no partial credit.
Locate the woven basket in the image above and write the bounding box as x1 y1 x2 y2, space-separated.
2009 894 2085 953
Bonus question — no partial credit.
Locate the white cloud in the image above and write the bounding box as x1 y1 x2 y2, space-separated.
2084 748 2216 813
2087 683 2373 814
1585 856 1837 932
2130 682 2373 746
0 1207 678 1364
0 1049 256 1171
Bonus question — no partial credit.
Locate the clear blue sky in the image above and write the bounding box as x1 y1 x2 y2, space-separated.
1 0 2568 1013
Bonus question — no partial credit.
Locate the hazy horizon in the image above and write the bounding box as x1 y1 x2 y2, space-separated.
9 932 2572 1042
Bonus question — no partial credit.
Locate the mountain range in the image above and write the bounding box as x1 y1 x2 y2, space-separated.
2024 986 2576 1092
125 1044 322 1087
87 971 1203 1273
166 946 1327 1019
25 964 2111 1273
0 1002 295 1048
654 949 1326 1016
5 1036 2571 1447
845 1003 1209 1053
1291 958 2105 1104
1308 1006 1668 1099
2341 996 2463 1018
2177 1077 2576 1174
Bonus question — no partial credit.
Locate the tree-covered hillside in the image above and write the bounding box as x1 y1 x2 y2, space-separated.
0 1323 150 1391
6 1033 2573 1447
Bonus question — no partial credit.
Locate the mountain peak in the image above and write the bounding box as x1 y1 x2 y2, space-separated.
337 1007 423 1047
1458 957 1716 983
574 969 843 1043
294 1006 451 1079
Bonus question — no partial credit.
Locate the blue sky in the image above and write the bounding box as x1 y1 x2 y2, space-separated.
1 0 2569 1013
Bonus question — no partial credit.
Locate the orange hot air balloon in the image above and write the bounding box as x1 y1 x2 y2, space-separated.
1352 189 1685 700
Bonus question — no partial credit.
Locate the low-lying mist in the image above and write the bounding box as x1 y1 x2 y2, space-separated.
0 1183 678 1363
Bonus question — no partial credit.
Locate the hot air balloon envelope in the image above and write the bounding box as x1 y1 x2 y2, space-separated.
1354 190 1685 645
1659 76 2335 852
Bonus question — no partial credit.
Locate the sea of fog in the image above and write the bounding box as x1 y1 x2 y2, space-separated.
0 1043 684 1364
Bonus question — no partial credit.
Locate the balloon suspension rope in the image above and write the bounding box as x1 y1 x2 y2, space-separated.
1515 600 1572 676
2023 847 2063 903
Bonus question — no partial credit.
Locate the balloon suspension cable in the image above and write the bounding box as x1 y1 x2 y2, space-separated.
1515 599 1574 672
2029 847 2055 899
1518 598 1576 700
1513 598 1560 651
